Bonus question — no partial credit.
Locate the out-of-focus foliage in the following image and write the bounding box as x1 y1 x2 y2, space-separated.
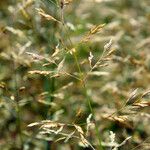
0 0 150 149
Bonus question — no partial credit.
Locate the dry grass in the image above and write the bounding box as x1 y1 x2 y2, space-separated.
0 0 150 149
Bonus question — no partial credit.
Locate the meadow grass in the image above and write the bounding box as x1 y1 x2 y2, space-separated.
0 0 150 150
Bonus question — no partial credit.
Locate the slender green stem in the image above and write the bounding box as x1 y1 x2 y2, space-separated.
43 1 57 149
45 76 55 150
83 88 103 150
59 8 103 150
75 54 103 150
14 62 23 149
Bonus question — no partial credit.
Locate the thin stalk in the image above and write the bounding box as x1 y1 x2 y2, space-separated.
74 51 104 150
83 87 103 150
44 2 57 150
59 7 103 150
14 61 23 149
45 76 55 150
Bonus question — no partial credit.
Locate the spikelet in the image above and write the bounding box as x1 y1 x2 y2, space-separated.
36 8 60 23
104 39 113 52
106 115 132 128
86 114 93 135
64 131 75 143
81 24 105 42
52 44 60 57
59 82 73 90
40 122 63 129
74 124 84 135
142 90 150 98
126 89 141 105
28 70 53 75
89 24 106 35
133 101 150 108
5 26 24 37
57 58 65 72
28 122 41 127
26 52 44 61
88 51 94 68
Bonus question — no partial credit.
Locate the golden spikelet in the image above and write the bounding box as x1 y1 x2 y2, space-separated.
28 70 53 75
36 8 60 23
81 24 105 42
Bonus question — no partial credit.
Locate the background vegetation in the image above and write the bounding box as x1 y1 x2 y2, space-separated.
0 0 150 149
